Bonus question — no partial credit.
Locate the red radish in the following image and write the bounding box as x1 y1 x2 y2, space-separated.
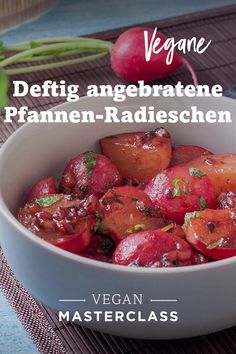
112 230 195 267
27 176 56 201
111 27 198 85
0 30 198 93
59 151 122 198
144 166 216 225
184 209 236 260
99 185 165 243
171 145 213 167
181 154 236 197
54 216 95 254
17 194 84 242
100 128 172 184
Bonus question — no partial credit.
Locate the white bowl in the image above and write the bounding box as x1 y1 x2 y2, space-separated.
0 95 235 339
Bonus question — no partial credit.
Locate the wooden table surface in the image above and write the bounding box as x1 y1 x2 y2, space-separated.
1 1 236 353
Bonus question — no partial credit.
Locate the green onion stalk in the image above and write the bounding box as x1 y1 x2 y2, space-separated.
0 37 114 109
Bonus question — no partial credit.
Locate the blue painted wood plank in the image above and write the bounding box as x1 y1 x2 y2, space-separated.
0 293 38 353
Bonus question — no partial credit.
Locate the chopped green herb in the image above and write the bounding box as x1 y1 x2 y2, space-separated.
184 211 200 225
173 185 180 197
94 211 101 233
207 238 223 250
172 178 185 197
36 195 62 207
127 224 146 234
134 224 146 232
189 168 206 177
199 196 208 210
84 151 97 178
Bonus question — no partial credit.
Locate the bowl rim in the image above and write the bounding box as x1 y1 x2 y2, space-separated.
0 95 236 275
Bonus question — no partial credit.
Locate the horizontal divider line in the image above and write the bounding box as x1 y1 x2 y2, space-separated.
150 299 178 302
58 299 86 302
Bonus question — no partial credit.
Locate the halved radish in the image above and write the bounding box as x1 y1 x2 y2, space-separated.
113 230 195 267
59 151 122 198
27 176 56 201
144 166 216 224
99 186 165 243
54 216 95 254
181 154 236 196
100 128 172 184
171 145 212 167
184 209 236 260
